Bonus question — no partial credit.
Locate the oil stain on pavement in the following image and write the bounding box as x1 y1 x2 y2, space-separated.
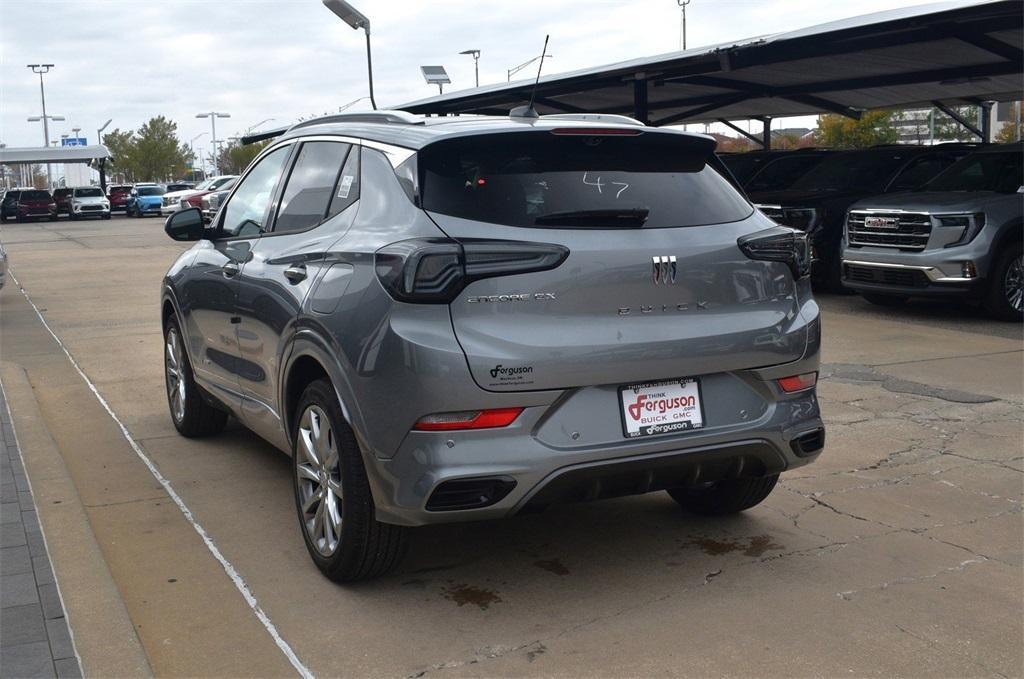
442 583 503 610
686 534 783 557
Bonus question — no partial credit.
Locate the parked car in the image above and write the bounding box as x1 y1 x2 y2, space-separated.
199 177 236 222
1 190 22 221
11 189 58 222
160 111 824 582
842 143 1023 320
53 187 74 216
744 150 835 193
719 150 792 186
127 184 165 217
107 184 133 212
750 144 978 289
69 186 112 220
161 175 236 216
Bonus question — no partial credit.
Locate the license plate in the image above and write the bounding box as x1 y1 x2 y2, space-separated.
619 378 704 439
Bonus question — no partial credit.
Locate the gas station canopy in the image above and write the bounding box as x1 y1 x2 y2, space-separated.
399 0 1022 127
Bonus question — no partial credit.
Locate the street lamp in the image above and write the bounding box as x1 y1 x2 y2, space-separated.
322 0 376 110
72 127 82 144
97 119 112 147
459 49 481 87
420 65 451 95
246 118 275 133
677 0 692 50
507 54 553 81
190 132 207 181
196 112 230 175
27 63 57 186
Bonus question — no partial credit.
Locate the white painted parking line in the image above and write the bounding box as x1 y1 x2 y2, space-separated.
8 271 314 679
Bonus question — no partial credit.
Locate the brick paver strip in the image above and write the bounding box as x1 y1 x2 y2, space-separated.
0 384 82 677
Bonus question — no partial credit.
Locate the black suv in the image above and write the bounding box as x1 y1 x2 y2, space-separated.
749 144 979 289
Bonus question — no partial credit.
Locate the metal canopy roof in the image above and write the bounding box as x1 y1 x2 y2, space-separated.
399 0 1022 126
0 145 111 164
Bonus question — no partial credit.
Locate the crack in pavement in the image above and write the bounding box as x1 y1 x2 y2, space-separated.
837 557 988 601
821 363 999 403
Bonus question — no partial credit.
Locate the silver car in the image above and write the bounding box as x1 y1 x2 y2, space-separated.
160 111 824 581
842 143 1023 320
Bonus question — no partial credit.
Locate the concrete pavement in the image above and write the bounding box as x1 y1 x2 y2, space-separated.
0 215 1020 677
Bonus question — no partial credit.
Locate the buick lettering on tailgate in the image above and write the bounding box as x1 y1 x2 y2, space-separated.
620 378 704 438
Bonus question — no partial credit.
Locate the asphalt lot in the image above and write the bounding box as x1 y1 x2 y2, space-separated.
0 213 1021 678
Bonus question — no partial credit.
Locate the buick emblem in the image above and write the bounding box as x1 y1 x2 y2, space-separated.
652 256 677 285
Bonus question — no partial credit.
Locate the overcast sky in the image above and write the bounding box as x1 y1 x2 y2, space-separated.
2 0 964 154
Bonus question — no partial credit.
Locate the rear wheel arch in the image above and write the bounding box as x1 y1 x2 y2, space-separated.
284 353 332 438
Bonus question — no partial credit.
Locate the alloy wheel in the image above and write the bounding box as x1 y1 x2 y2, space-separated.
1005 254 1023 312
164 327 186 423
296 405 342 556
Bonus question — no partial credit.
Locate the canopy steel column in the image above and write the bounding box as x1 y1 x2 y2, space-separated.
633 78 649 125
980 100 993 141
761 117 772 150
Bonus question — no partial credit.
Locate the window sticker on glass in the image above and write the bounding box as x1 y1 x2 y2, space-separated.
337 175 354 199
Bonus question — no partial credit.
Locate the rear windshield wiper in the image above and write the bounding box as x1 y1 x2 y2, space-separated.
534 208 649 227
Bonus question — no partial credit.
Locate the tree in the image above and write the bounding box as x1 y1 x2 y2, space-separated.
102 128 137 182
218 140 269 175
994 103 1022 143
132 116 189 181
814 110 900 148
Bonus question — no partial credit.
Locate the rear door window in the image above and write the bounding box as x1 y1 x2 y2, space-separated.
418 132 751 229
887 154 959 192
273 141 351 234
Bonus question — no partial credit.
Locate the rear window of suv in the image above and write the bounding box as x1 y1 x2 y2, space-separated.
418 131 752 229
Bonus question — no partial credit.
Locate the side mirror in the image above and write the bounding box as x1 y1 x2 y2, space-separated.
164 207 206 241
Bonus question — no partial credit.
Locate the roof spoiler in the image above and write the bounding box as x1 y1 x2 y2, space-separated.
241 126 289 145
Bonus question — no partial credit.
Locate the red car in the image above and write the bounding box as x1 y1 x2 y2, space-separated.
107 185 133 211
14 189 57 222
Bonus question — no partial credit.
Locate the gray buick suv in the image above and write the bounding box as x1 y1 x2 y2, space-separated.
161 111 824 581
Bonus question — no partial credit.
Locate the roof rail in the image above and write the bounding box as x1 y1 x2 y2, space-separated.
541 113 645 127
290 110 424 132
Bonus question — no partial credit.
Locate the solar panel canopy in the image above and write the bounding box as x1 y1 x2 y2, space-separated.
399 0 1022 126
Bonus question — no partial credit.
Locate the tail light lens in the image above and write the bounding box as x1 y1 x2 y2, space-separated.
414 408 524 431
375 238 569 304
778 372 817 393
738 227 811 279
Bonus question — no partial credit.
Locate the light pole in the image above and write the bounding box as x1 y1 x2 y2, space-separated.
190 132 207 181
72 127 82 144
97 119 112 147
196 112 230 175
677 0 692 50
459 49 480 87
339 97 371 112
246 118 275 134
507 54 553 82
322 0 376 110
27 64 58 186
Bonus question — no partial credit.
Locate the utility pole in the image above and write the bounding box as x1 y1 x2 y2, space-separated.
677 0 691 50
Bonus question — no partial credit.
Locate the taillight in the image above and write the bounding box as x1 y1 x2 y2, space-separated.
375 238 569 304
413 408 524 431
778 372 817 393
738 227 811 279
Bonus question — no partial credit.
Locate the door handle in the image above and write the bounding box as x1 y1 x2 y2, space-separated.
283 264 307 283
221 261 240 278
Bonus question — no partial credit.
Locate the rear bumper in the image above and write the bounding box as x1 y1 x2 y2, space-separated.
369 364 823 527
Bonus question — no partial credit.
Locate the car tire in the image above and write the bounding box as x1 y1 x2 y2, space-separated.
70 213 80 221
984 243 1023 322
102 213 111 220
668 474 779 515
163 316 228 437
861 292 908 307
292 378 407 582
